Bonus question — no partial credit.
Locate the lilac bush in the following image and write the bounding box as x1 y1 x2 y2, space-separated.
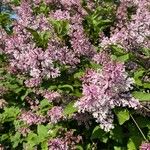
0 0 150 149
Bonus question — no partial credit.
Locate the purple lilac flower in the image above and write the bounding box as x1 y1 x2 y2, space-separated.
101 0 150 50
18 127 31 137
51 9 70 20
48 138 68 150
47 106 63 123
25 78 42 88
75 61 140 131
2 0 96 87
140 142 150 150
20 111 46 125
0 99 8 109
43 91 61 102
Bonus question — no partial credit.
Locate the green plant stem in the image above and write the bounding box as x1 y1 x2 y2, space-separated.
130 114 148 142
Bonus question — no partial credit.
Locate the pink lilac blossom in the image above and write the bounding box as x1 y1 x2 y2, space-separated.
51 9 94 58
20 111 46 125
43 90 61 102
0 99 8 109
92 51 110 65
48 138 68 150
140 142 150 150
51 9 70 20
70 24 95 57
75 61 140 131
18 127 31 137
3 0 96 87
25 78 42 88
101 0 150 50
48 131 81 150
14 0 33 26
47 106 63 123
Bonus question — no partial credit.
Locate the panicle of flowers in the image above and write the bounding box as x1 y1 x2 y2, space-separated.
51 9 70 20
48 138 68 150
47 106 63 123
19 110 46 126
69 23 95 57
50 6 95 58
14 0 33 26
140 142 150 150
101 0 150 50
2 0 96 87
42 90 61 102
92 50 110 65
18 127 31 137
25 78 42 88
0 99 8 109
3 2 60 86
75 60 140 131
63 130 82 149
48 130 82 150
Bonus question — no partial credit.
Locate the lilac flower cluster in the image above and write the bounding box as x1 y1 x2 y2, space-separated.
75 58 140 131
48 130 82 150
140 142 150 150
47 106 63 123
19 110 46 126
48 138 68 150
0 99 8 109
2 0 94 87
101 0 150 50
42 90 61 102
1 0 145 135
18 127 31 137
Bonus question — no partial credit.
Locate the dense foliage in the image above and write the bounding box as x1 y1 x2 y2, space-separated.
0 0 150 149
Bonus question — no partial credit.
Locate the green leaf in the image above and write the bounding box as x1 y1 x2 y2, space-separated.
134 70 145 86
50 20 69 38
90 62 102 70
0 134 9 141
41 141 48 150
111 45 125 55
27 132 40 147
10 132 21 148
114 108 130 125
117 54 130 62
63 101 77 116
127 138 136 150
110 126 124 144
74 71 85 79
21 89 31 101
114 146 122 150
127 136 142 150
1 107 20 122
75 145 84 150
58 84 74 92
37 125 48 141
132 92 150 101
91 126 108 143
40 99 51 109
